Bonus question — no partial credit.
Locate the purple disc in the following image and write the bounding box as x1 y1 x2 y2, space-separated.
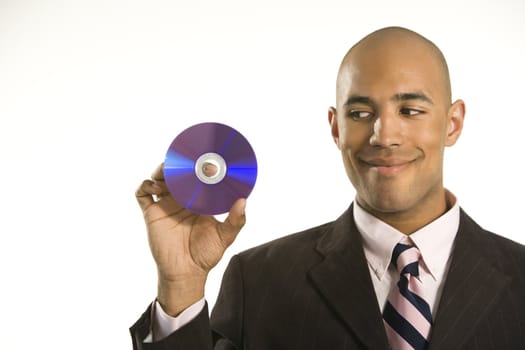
164 122 257 215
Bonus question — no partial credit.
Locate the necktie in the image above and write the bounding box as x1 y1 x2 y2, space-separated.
383 243 432 350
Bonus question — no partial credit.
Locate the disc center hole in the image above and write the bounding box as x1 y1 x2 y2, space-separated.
202 160 219 178
195 152 227 185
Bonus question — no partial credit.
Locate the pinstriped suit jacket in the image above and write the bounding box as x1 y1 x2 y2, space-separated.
131 205 525 349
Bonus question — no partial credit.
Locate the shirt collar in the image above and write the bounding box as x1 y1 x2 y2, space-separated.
354 190 460 281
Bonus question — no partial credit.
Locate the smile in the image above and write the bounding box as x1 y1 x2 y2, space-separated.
361 158 415 176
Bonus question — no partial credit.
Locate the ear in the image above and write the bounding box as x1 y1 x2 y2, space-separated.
328 107 340 148
445 99 466 147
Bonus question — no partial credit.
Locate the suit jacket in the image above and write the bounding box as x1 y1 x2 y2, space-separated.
130 206 525 349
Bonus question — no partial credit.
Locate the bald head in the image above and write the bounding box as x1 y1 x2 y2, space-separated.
336 27 452 108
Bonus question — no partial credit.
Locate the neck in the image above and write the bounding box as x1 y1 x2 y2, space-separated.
357 189 450 235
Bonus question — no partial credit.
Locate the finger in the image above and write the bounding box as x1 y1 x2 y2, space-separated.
218 198 247 246
152 163 165 181
135 179 162 211
152 178 169 193
151 176 173 203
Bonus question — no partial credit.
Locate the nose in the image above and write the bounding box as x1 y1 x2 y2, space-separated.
369 112 403 147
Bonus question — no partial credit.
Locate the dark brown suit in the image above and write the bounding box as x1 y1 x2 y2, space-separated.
131 206 525 349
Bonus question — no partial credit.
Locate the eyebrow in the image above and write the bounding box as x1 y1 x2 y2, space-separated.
392 92 434 105
343 92 434 107
344 95 376 107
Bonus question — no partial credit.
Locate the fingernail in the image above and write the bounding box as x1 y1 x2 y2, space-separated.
241 199 247 215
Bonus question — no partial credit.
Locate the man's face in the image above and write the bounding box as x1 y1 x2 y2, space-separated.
330 39 463 219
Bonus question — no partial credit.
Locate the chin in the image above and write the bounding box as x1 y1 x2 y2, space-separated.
360 194 415 214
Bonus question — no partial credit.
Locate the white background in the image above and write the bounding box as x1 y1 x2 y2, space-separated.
1 0 524 348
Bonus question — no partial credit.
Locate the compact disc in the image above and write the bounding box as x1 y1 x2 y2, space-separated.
164 122 257 215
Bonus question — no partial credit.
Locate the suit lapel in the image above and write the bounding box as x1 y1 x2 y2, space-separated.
308 206 390 350
428 210 511 350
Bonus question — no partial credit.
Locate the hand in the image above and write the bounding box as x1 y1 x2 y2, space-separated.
135 163 247 316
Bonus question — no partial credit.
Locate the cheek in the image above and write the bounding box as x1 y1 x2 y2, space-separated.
414 122 448 171
418 119 448 148
341 122 370 149
339 126 369 178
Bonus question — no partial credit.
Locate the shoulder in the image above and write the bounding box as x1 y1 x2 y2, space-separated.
236 220 335 264
221 220 342 302
484 230 525 270
459 208 525 268
225 207 358 285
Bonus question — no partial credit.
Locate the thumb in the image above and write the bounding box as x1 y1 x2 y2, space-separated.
218 198 247 246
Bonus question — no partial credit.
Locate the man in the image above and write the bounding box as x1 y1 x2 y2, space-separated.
131 27 525 349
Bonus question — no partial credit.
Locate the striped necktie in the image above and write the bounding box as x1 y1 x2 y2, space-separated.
383 243 432 350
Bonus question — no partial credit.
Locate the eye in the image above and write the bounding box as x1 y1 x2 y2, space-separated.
400 108 425 116
348 110 373 120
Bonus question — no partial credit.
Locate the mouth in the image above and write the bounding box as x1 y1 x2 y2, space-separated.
360 158 415 176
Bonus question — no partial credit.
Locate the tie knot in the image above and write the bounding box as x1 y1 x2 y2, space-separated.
391 243 421 277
